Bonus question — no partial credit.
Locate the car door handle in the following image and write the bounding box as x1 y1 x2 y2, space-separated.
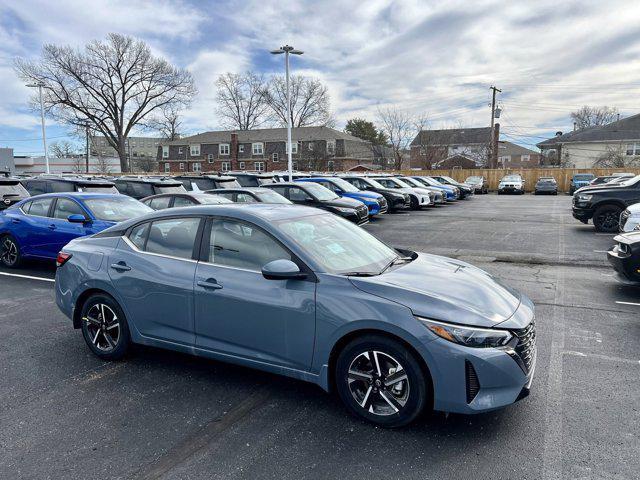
197 279 223 290
110 262 131 272
11 218 20 224
48 224 57 230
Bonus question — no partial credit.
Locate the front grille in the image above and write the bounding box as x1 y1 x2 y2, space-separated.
512 321 536 374
465 360 480 403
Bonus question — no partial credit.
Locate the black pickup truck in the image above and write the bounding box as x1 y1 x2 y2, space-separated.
572 175 640 232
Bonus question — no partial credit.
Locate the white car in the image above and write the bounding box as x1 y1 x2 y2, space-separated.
498 174 525 195
398 177 446 204
371 176 433 209
620 203 640 232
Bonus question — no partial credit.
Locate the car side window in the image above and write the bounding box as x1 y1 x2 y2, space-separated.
149 196 172 210
208 219 291 271
114 181 130 195
288 187 312 202
172 196 196 208
236 193 257 203
214 192 235 201
132 183 154 198
128 222 149 250
267 187 288 199
53 198 85 219
146 217 201 259
25 197 54 217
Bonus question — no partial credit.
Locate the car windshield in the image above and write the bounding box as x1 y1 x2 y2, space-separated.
465 176 482 183
194 195 233 204
0 182 29 196
217 179 242 188
301 182 339 201
574 174 594 180
84 196 153 222
620 175 640 187
389 178 412 188
362 178 386 189
440 176 457 183
157 185 186 194
502 175 521 181
400 177 421 187
538 178 555 183
78 185 119 193
421 177 440 186
277 213 398 275
328 178 359 193
256 190 292 204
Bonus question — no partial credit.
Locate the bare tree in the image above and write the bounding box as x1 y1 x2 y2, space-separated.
145 106 183 141
265 76 333 128
49 140 77 158
94 153 112 175
215 72 270 130
594 143 640 168
571 106 619 129
377 107 413 170
134 155 158 173
15 33 196 172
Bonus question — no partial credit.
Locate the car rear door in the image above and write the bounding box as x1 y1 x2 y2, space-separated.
107 216 203 345
13 197 55 257
193 217 316 370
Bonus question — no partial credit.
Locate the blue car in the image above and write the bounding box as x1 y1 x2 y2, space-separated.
55 204 536 427
409 176 459 200
0 193 152 267
569 173 595 195
296 177 387 216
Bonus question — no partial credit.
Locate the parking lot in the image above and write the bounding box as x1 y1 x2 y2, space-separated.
1 193 639 480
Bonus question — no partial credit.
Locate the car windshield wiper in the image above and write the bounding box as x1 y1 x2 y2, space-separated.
378 256 412 275
341 271 379 277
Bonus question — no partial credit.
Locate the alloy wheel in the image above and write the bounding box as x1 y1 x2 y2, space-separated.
347 350 410 416
1 237 18 266
596 210 619 231
83 303 121 352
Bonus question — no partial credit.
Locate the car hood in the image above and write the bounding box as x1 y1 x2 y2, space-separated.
626 202 640 214
349 252 527 328
376 187 405 197
343 190 383 200
321 196 364 208
575 185 625 195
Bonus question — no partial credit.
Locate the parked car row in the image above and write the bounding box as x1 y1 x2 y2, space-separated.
1 171 477 268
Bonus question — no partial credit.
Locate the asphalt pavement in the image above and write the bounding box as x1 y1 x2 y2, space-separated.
0 193 638 480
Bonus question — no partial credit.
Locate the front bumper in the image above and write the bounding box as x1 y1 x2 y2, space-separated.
572 205 593 222
607 238 640 283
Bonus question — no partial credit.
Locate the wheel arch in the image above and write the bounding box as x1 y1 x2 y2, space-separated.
592 199 626 211
72 287 115 329
326 328 434 404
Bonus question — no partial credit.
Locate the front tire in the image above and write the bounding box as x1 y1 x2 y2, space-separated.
409 196 419 210
80 293 130 360
593 205 622 233
0 234 22 268
335 335 429 428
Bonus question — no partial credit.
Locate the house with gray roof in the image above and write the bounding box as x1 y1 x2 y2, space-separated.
157 126 374 173
536 113 640 167
496 141 540 168
410 127 491 169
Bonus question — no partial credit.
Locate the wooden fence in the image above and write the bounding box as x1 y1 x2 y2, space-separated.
395 168 640 192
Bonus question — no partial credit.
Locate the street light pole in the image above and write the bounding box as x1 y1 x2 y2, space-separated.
27 82 50 174
270 45 303 182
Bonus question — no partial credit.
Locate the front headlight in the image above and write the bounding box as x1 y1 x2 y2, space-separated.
417 317 513 348
334 206 355 213
577 194 592 202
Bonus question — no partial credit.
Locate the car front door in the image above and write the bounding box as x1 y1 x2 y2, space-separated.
108 216 202 345
45 197 94 257
194 218 316 370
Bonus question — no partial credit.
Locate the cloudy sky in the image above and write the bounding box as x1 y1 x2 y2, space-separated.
1 0 640 156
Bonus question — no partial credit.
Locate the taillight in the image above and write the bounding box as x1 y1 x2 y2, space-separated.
56 251 72 267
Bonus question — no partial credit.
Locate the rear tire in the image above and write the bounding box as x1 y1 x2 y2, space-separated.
80 293 130 360
593 205 622 233
0 234 22 268
335 334 429 428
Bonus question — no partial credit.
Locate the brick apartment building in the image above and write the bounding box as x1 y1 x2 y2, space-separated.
157 127 374 173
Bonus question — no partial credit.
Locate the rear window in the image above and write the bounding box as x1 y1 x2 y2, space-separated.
216 179 242 189
0 182 29 196
49 181 75 192
78 184 118 193
156 185 186 194
83 196 152 222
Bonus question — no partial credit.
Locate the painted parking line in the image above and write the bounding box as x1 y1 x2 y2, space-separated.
615 301 640 307
0 271 55 283
593 250 609 253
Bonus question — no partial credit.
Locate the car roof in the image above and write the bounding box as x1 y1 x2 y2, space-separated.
116 177 182 185
19 192 126 201
207 187 265 193
25 177 115 185
176 174 237 181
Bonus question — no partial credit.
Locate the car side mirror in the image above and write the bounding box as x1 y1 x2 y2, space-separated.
262 259 307 280
335 189 343 195
67 214 89 223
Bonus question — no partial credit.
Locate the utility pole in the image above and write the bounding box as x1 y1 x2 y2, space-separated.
489 85 501 169
26 82 50 174
85 123 90 174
